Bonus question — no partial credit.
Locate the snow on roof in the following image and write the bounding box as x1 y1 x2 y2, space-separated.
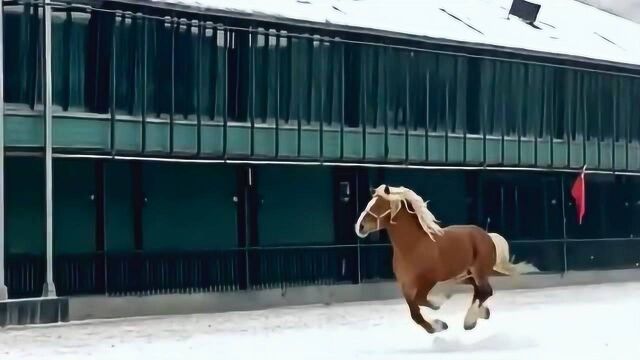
145 0 640 68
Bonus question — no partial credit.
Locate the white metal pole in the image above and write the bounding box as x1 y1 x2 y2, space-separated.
43 0 56 297
0 0 9 301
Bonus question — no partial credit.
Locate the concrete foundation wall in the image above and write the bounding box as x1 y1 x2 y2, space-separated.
0 297 69 327
69 269 640 321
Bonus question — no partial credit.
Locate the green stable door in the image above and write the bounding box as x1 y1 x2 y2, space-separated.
53 159 99 295
252 165 356 288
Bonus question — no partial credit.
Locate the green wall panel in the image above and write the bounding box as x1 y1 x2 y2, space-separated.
173 124 198 154
5 157 45 255
53 159 96 254
200 124 224 156
53 116 110 149
142 163 237 250
407 134 426 163
256 165 334 246
629 143 640 171
383 169 468 226
615 142 627 170
536 140 552 167
322 130 341 159
254 127 276 157
599 142 613 169
447 137 465 164
227 127 251 156
277 127 298 157
386 133 406 161
114 121 142 152
569 142 585 168
105 161 135 252
299 129 320 158
145 122 170 153
5 115 43 147
520 140 535 166
503 139 519 165
342 131 363 159
465 137 483 164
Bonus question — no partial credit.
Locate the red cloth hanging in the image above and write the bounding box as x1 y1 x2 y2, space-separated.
571 166 586 224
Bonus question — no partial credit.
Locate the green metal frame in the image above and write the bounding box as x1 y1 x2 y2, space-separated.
3 2 640 173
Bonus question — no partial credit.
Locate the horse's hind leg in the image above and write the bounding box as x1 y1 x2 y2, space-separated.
463 276 493 330
415 284 450 311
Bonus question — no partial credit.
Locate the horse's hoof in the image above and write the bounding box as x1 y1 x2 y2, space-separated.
463 321 477 331
479 306 490 320
432 319 448 333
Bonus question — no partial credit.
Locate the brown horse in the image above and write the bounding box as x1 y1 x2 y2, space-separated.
355 184 536 333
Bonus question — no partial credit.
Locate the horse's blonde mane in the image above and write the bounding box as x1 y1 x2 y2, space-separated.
374 184 444 241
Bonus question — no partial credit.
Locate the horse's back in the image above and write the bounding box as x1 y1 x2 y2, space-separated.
436 225 496 279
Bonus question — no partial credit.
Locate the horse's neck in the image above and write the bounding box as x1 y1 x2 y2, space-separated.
385 209 436 255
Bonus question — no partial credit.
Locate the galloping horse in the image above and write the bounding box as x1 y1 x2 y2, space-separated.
355 184 536 333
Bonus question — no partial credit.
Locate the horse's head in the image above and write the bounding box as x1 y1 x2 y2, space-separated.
355 185 395 238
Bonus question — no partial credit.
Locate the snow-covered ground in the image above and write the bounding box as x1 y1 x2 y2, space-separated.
1 282 640 360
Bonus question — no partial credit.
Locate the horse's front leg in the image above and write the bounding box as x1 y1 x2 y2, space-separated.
403 284 448 334
416 287 452 311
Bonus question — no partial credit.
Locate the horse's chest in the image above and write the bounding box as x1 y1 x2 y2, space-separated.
392 250 437 281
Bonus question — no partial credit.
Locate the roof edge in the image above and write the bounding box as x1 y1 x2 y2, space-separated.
72 0 640 74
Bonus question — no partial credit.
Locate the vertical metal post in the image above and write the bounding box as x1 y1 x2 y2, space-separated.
582 74 587 168
535 68 541 166
169 17 175 155
482 67 487 165
339 43 344 160
316 37 323 161
500 81 505 165
249 28 255 157
624 80 629 171
566 72 571 168
424 70 430 162
355 172 361 284
404 56 409 164
110 13 117 156
244 167 252 289
382 56 388 160
274 33 280 159
560 175 568 274
141 16 148 154
222 27 228 158
461 61 467 164
444 82 449 163
195 20 202 157
43 0 57 297
362 47 368 160
0 0 8 300
612 77 617 171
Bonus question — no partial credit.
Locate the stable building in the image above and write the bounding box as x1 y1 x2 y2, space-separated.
1 0 640 322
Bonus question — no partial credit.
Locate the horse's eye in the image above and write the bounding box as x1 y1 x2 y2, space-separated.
370 188 376 196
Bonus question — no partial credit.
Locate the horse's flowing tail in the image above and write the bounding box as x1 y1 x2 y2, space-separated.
488 232 539 275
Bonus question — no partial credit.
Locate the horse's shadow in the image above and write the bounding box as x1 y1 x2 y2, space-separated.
392 332 537 354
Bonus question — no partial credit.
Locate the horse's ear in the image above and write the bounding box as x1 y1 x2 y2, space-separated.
384 185 390 195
